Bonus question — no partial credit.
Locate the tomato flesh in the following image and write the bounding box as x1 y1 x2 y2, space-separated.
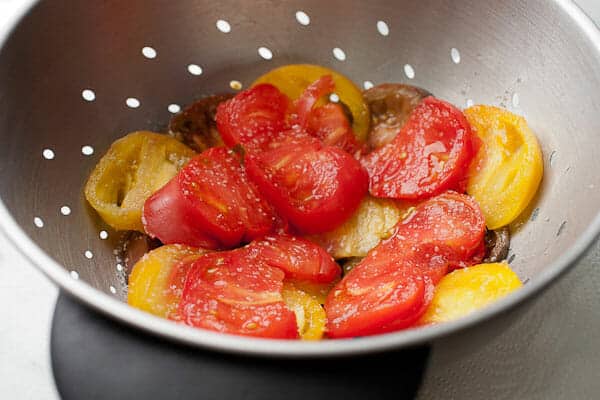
325 263 427 338
393 191 486 278
215 79 369 234
179 251 298 339
84 131 196 232
252 64 371 141
325 191 485 338
246 136 368 234
465 105 543 229
247 235 340 283
215 83 290 151
282 283 327 340
143 147 275 249
307 103 365 156
362 97 476 200
419 263 522 325
127 244 208 319
295 75 365 155
293 74 335 127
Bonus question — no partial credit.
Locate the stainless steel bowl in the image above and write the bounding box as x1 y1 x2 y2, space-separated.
1 0 600 357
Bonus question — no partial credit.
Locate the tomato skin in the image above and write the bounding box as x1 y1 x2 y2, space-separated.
143 147 275 250
142 177 221 249
247 235 341 283
245 137 369 234
325 191 485 338
361 97 476 200
179 251 298 339
215 84 290 151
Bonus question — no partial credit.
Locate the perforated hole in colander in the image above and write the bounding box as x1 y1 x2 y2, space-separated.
168 104 181 113
187 64 203 76
126 97 141 108
141 46 157 59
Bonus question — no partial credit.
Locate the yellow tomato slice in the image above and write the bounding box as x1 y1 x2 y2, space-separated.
310 196 414 259
282 283 327 340
465 106 543 229
420 263 522 324
286 279 339 305
128 244 208 318
84 131 196 231
252 64 370 141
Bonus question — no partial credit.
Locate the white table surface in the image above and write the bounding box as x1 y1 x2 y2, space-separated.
1 1 600 399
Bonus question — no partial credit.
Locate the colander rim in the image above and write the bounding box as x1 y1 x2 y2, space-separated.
1 0 600 358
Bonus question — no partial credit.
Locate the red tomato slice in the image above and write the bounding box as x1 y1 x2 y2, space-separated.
294 75 365 155
293 75 335 127
247 235 341 283
215 83 290 151
307 103 366 156
143 147 275 249
179 251 298 339
214 80 367 235
361 97 475 200
373 191 485 284
245 136 369 234
325 262 426 338
165 255 207 323
377 277 435 332
397 191 486 264
325 191 485 338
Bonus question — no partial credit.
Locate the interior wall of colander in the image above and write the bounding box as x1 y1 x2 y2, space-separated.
1 0 600 299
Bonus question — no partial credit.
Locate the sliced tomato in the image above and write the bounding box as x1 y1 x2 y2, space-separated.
252 64 371 141
179 251 298 339
325 262 426 338
395 191 486 269
361 97 476 200
294 75 365 155
374 191 485 283
325 191 485 338
293 75 335 127
245 136 368 234
214 80 367 235
84 131 196 232
215 83 290 151
282 283 327 340
247 235 341 283
378 277 435 331
143 147 275 249
127 244 208 319
419 263 522 325
307 103 365 156
465 105 543 229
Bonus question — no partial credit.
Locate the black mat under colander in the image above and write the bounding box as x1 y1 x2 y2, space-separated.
51 293 429 400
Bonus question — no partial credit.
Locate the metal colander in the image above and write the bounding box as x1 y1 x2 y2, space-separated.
1 0 600 357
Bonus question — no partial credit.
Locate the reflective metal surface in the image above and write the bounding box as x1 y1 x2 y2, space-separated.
1 0 600 356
